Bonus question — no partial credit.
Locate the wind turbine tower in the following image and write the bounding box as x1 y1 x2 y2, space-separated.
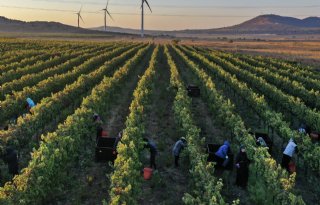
140 0 152 37
102 0 113 31
76 6 84 28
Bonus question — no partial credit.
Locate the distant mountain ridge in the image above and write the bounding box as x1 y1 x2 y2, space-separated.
178 15 320 35
0 16 107 34
0 14 320 36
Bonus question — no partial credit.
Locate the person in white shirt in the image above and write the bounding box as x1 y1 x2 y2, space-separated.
281 138 297 172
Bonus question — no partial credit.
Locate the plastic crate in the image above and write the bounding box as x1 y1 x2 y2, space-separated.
95 137 117 162
187 85 200 97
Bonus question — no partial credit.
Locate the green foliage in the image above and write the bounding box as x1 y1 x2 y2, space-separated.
0 43 151 205
0 44 144 153
165 46 230 205
171 45 305 205
190 46 320 174
109 45 158 205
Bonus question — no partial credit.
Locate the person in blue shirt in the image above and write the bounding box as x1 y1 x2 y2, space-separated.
25 97 36 114
214 140 230 167
173 137 187 167
143 138 158 169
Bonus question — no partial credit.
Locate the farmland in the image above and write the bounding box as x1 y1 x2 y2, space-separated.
0 38 319 205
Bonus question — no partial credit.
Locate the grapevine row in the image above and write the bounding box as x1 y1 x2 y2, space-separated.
180 45 320 173
0 45 113 97
0 44 145 154
237 54 320 92
0 53 55 74
171 45 305 205
0 44 152 205
0 50 47 71
164 46 231 205
0 46 102 86
212 51 320 112
109 46 159 205
0 42 89 69
189 47 320 137
250 55 320 81
0 44 131 124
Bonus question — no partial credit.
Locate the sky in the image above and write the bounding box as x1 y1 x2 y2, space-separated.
0 0 319 30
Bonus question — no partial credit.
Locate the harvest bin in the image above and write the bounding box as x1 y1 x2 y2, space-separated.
207 144 234 170
95 137 117 162
187 85 200 97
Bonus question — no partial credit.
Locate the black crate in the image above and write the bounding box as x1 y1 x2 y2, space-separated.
95 137 117 162
207 144 233 170
187 85 200 97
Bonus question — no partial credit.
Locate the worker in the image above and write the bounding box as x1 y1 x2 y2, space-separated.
214 140 230 167
235 145 250 188
173 137 187 167
3 147 19 176
256 137 267 147
143 138 158 169
113 130 123 154
298 124 306 134
93 113 107 142
281 138 297 172
25 97 36 114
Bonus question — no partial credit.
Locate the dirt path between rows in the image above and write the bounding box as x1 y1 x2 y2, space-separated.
171 47 251 205
138 47 189 205
213 76 320 205
50 47 154 205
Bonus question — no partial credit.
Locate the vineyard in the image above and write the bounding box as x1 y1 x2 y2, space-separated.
0 39 319 205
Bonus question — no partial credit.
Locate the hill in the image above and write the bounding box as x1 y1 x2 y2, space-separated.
1 15 320 36
178 14 320 35
0 16 109 35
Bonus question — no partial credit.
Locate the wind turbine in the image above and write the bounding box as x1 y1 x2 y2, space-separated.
102 0 114 31
76 6 84 28
140 0 152 38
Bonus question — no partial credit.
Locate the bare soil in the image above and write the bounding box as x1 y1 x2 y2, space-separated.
138 47 189 205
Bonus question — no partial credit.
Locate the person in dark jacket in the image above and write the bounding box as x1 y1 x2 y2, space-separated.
113 131 123 154
214 141 230 167
143 138 158 169
235 145 250 188
173 137 187 167
3 147 19 176
93 113 106 142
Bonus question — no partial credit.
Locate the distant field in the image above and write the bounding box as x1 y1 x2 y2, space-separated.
182 39 320 67
0 39 319 205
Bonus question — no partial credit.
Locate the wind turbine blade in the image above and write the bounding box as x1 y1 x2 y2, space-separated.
107 0 110 8
80 15 84 23
144 0 152 13
80 5 82 12
107 10 114 21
